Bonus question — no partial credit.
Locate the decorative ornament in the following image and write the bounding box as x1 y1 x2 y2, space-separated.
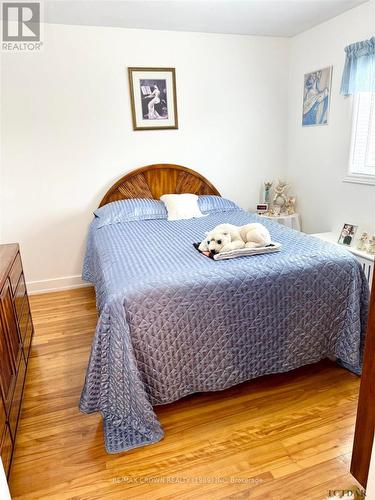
273 180 289 211
264 181 273 204
367 235 375 255
356 232 368 251
270 205 281 216
284 197 296 215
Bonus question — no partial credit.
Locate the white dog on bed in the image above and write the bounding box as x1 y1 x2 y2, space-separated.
199 223 271 255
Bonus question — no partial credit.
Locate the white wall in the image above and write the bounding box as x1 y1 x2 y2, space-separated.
0 24 289 292
287 0 375 235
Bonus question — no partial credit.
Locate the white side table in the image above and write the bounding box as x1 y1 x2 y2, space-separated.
312 231 374 290
259 213 302 231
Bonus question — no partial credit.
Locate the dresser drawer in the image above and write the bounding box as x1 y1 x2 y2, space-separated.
1 281 22 371
9 356 26 439
19 301 30 344
0 398 6 443
1 424 13 477
9 254 22 295
0 320 16 416
23 318 33 360
0 285 18 415
14 275 26 321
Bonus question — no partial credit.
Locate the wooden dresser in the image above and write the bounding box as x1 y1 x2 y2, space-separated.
0 244 34 478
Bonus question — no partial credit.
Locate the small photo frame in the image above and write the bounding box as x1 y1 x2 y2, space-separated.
338 223 358 246
128 67 178 131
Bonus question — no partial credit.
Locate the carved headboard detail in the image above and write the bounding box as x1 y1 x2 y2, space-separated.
99 164 220 207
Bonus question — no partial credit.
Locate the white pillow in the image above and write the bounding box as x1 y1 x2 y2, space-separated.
160 194 205 221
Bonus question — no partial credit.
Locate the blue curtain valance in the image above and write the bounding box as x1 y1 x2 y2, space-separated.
340 36 375 95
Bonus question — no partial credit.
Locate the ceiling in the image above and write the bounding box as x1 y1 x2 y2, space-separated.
44 0 368 37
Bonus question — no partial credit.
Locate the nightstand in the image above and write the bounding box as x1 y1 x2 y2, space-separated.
312 232 374 290
259 213 301 231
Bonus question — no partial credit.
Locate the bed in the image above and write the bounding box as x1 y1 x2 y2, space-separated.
80 164 369 454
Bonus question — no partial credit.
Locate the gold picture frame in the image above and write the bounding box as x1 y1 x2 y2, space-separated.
128 67 178 131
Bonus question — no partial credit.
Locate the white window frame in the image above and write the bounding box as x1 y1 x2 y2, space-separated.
343 91 375 186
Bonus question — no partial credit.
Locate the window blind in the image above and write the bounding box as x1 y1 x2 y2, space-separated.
350 92 375 175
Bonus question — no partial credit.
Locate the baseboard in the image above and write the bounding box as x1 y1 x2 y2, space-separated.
27 275 92 295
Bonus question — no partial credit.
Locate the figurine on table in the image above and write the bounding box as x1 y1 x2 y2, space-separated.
264 181 273 204
284 196 296 215
357 232 369 251
273 180 288 210
368 236 375 255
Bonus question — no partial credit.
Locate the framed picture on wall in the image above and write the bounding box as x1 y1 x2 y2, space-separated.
338 223 358 246
302 66 332 126
128 67 178 130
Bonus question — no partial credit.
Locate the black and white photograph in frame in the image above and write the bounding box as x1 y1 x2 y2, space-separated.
128 67 178 130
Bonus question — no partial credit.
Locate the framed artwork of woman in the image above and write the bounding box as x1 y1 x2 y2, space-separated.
302 66 332 126
128 67 178 130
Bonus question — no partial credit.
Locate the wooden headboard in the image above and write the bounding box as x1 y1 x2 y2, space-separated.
99 164 220 207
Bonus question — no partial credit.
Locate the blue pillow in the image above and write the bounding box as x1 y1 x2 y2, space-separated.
94 198 167 227
198 195 240 214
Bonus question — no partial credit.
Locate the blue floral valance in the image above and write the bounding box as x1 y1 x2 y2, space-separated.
340 36 375 95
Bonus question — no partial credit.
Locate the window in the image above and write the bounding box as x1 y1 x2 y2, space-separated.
346 92 375 184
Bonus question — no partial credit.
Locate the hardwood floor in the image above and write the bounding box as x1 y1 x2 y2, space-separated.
9 288 362 499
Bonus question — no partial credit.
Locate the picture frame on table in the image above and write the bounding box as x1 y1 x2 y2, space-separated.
128 67 178 131
338 223 358 246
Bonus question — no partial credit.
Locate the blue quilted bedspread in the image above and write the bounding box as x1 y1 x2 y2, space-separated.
80 210 369 453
